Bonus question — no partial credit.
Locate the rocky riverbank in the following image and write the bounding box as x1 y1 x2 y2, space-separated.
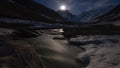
69 35 120 68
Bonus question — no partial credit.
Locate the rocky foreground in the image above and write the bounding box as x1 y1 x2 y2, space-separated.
69 35 120 68
0 28 120 68
0 29 82 68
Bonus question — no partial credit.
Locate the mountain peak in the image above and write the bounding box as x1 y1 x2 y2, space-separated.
57 10 75 20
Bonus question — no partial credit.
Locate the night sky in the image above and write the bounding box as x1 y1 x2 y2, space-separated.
34 0 120 15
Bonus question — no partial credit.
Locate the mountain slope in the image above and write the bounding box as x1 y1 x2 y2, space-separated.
0 0 64 24
78 5 115 23
58 5 116 23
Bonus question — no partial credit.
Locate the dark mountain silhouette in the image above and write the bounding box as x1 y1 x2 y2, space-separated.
57 5 115 23
57 10 75 20
0 0 64 24
0 0 79 30
93 4 120 23
78 5 115 23
63 4 120 38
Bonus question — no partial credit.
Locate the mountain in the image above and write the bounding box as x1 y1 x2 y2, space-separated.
57 10 83 24
57 5 115 23
0 0 64 24
0 0 74 30
78 5 115 23
93 4 120 24
57 10 75 21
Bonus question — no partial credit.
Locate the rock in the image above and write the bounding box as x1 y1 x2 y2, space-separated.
76 53 90 67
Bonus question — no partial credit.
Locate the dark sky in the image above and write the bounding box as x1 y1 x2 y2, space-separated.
34 0 120 15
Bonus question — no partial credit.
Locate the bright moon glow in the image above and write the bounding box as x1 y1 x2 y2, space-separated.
60 5 66 11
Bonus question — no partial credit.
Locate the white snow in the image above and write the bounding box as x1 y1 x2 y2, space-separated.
72 35 120 68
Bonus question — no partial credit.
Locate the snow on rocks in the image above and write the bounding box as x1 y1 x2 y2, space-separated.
71 35 120 68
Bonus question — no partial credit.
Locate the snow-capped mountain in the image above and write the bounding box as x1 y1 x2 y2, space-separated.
78 5 115 23
57 5 115 23
57 10 82 24
57 10 75 21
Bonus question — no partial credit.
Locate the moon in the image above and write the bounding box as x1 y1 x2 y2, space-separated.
60 5 67 11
